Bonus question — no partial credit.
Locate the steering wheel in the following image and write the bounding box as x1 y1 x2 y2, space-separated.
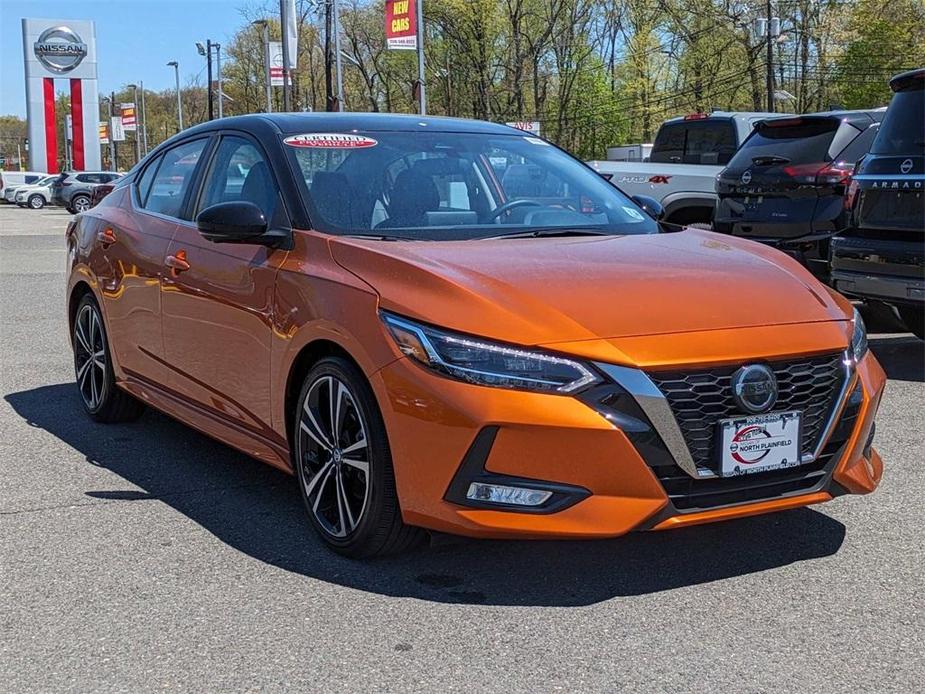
486 198 543 221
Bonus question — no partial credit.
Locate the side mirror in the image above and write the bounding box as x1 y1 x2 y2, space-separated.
197 201 268 244
631 195 664 221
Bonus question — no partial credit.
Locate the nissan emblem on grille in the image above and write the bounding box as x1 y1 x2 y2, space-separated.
731 364 778 414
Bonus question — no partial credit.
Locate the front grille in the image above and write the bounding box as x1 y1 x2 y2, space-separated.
648 353 846 474
650 380 862 511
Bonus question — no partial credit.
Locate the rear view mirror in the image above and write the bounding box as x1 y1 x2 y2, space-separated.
197 201 268 244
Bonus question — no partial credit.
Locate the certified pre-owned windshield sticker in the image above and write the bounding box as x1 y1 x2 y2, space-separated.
284 133 378 149
524 136 550 146
622 206 645 221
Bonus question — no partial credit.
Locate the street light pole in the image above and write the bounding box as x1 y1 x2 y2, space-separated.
253 20 273 113
198 40 215 120
167 61 184 132
102 94 116 170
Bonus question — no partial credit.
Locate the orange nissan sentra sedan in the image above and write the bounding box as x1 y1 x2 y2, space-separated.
66 114 885 556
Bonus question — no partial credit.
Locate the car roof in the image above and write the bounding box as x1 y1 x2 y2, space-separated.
662 111 788 125
758 109 887 128
181 112 525 137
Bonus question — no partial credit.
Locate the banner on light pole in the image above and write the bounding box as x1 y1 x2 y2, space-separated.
385 0 417 50
121 103 137 131
111 116 125 142
269 41 285 86
99 122 110 145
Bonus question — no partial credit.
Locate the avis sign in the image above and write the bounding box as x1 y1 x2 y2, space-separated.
506 121 541 137
385 0 417 50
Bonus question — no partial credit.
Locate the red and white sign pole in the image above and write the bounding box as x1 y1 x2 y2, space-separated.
22 18 100 172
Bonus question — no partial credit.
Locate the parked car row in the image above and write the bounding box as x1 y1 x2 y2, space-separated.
594 68 923 339
0 170 121 212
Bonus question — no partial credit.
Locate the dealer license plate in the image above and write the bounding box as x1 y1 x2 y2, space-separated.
718 411 801 477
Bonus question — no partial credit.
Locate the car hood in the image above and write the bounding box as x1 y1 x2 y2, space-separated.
329 229 850 346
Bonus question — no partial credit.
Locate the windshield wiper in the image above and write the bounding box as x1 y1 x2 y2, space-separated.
752 155 791 166
487 227 611 240
344 233 419 241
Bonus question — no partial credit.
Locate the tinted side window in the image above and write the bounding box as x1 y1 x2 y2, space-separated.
146 139 207 219
136 155 162 208
199 136 277 220
651 124 685 163
837 125 878 165
24 175 41 184
75 174 95 183
871 87 925 155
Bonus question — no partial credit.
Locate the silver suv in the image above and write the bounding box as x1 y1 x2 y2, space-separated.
50 171 122 213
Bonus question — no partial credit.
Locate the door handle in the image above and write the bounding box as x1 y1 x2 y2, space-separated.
165 250 190 274
97 227 116 246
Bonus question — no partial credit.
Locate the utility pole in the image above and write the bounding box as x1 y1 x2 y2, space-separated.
324 0 335 111
253 20 273 113
105 93 116 171
416 0 426 115
765 0 774 112
140 81 148 155
167 61 184 132
129 84 141 165
333 0 344 111
280 0 292 111
215 43 224 118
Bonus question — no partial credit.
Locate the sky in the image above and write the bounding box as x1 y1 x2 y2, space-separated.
0 0 257 117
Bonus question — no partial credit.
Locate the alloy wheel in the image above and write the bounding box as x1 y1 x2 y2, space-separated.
73 196 91 213
29 195 44 209
73 303 107 411
297 375 371 538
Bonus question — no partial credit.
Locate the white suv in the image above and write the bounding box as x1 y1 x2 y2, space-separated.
14 175 58 209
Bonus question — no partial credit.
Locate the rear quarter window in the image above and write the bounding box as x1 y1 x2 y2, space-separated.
650 120 737 164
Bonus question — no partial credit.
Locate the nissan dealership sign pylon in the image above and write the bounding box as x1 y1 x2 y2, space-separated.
21 18 101 173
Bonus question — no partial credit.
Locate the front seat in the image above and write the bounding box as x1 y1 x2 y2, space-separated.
240 161 276 220
378 169 439 229
311 172 353 228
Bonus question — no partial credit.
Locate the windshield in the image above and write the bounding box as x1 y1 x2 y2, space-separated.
871 87 925 155
284 131 659 240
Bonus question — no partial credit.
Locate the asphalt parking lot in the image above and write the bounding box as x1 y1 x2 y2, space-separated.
1 203 923 692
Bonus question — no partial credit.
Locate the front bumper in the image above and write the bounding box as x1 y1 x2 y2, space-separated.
371 346 885 539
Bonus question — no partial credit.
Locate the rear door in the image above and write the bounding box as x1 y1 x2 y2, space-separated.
97 137 210 385
715 117 860 239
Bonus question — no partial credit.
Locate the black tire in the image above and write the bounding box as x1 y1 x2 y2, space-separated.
71 194 91 213
293 357 424 558
72 294 146 423
898 306 924 340
28 194 45 209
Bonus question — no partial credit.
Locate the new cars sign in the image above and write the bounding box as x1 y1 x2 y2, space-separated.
21 18 101 173
385 0 417 50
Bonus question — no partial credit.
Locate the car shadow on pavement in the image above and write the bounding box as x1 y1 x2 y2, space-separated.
869 335 924 382
6 383 847 607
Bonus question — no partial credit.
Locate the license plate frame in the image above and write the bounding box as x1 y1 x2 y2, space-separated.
718 411 802 477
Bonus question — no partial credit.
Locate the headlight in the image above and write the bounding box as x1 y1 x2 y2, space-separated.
381 312 601 394
851 307 868 361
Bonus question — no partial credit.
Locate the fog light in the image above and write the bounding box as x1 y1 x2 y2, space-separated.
466 482 552 507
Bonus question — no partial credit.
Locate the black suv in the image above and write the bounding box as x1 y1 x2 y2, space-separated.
713 109 884 280
831 69 924 339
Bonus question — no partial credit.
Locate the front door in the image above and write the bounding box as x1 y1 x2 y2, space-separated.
161 134 288 438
